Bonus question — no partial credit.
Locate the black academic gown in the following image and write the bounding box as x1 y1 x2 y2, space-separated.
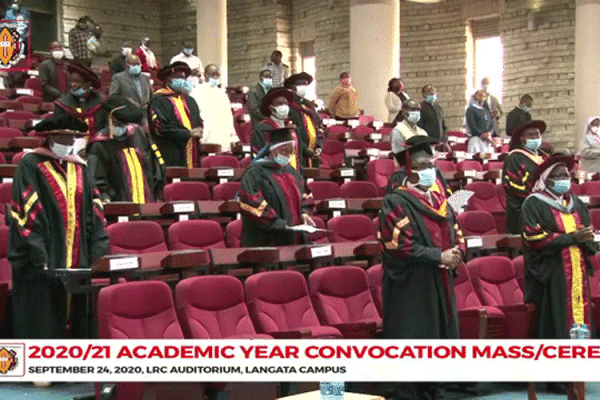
505 107 532 137
251 119 302 171
87 127 155 203
148 89 203 168
288 94 323 168
131 126 166 200
379 179 462 339
238 159 311 247
521 192 597 338
8 149 109 339
54 91 104 138
502 149 547 233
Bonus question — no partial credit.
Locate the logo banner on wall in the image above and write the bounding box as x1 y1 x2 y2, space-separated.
0 19 30 71
0 340 599 381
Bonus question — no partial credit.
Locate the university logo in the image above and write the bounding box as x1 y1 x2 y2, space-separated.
0 347 17 374
0 20 29 70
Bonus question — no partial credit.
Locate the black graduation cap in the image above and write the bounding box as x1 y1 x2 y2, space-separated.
529 153 575 186
33 113 88 136
98 95 143 125
283 72 313 89
66 61 101 88
260 87 295 117
266 127 294 145
509 120 547 151
393 135 438 169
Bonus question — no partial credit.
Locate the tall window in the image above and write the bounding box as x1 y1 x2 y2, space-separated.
300 41 316 100
467 18 503 101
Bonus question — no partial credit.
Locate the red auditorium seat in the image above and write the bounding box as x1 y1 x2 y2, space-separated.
450 142 468 152
239 156 252 168
453 263 506 338
339 181 379 199
495 183 506 209
367 158 396 196
512 255 525 293
327 214 376 242
307 180 341 201
106 221 167 254
0 127 22 139
212 181 240 201
456 159 483 172
373 141 391 151
358 115 374 125
235 122 252 144
343 139 370 151
571 183 582 196
163 181 211 201
325 124 350 139
457 210 498 236
579 181 600 196
0 111 37 129
320 139 345 169
465 181 506 233
244 270 343 338
0 153 5 164
98 281 204 400
377 127 392 136
484 160 504 171
168 220 225 261
306 216 328 244
0 182 11 225
308 266 382 337
175 275 272 339
435 159 456 172
11 151 25 165
225 219 242 248
0 226 12 291
201 154 240 168
467 256 535 338
351 125 375 140
366 264 382 316
24 77 41 93
589 209 600 230
15 96 43 112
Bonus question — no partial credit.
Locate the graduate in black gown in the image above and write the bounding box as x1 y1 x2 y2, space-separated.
502 120 549 234
8 114 109 339
148 62 203 168
238 128 315 247
251 87 301 171
284 72 323 168
87 95 161 203
521 154 597 339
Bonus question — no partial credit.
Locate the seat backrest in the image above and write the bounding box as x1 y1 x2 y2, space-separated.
107 221 167 254
373 141 391 151
352 125 375 139
467 256 523 307
457 211 498 236
0 183 11 225
0 128 22 139
0 153 5 164
240 156 252 168
212 181 240 201
11 151 25 165
453 263 483 310
320 139 345 169
512 255 525 293
175 275 257 339
366 264 383 316
201 155 240 168
359 115 374 125
244 270 322 333
0 110 37 120
344 140 370 150
367 158 396 192
306 216 328 244
457 160 483 172
327 214 376 242
581 181 600 196
163 181 211 201
235 122 252 143
309 266 380 325
495 184 506 209
484 160 504 171
0 226 11 284
465 181 504 212
98 281 184 339
168 220 225 256
340 181 379 199
15 96 43 105
24 77 40 90
325 125 350 138
307 180 341 201
225 219 242 248
435 159 456 172
590 209 600 231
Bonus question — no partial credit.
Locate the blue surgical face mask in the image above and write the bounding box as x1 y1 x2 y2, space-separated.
170 78 187 92
183 47 193 56
261 78 273 88
272 104 289 120
425 94 436 103
295 85 308 98
128 64 141 76
521 106 530 113
113 125 127 137
416 168 436 188
482 84 489 91
524 138 541 151
552 179 571 194
406 111 420 124
71 87 86 97
208 78 220 88
183 79 195 93
274 154 290 166
51 142 73 158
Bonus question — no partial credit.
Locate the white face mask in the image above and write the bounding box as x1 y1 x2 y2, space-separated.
121 47 132 56
296 85 308 98
51 50 64 60
51 142 73 158
591 126 600 135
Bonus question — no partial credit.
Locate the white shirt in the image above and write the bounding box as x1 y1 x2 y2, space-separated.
170 52 203 72
190 83 237 152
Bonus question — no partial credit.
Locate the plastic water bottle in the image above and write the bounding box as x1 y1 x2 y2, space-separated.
320 382 345 400
570 323 591 339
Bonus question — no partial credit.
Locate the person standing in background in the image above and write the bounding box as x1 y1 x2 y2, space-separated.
263 50 290 88
506 94 533 137
38 41 69 102
136 36 159 75
170 39 203 89
481 77 503 135
109 54 152 124
465 90 495 153
328 72 359 120
418 84 447 144
247 69 273 128
68 16 95 65
578 116 600 173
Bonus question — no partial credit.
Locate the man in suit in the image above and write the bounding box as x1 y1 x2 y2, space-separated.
38 41 69 102
506 94 533 137
109 54 152 125
418 84 447 143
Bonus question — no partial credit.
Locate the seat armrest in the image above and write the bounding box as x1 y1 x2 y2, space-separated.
496 303 536 338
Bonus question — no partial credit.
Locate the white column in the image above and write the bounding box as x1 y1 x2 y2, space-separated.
197 0 228 86
350 0 400 121
575 0 600 150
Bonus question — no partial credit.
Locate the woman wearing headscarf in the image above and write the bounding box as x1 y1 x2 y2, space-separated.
578 116 600 173
238 128 315 247
521 154 597 340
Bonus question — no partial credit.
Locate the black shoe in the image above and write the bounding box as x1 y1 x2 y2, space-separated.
545 382 568 394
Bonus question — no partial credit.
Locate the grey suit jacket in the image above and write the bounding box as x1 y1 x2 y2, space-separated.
109 71 152 110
